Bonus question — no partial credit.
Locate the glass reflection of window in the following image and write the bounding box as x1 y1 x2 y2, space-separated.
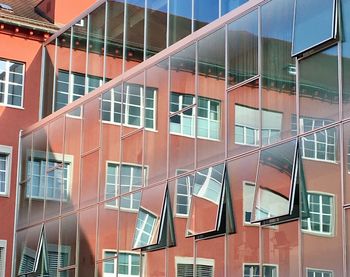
55 70 103 111
102 85 156 129
103 251 140 277
26 159 69 201
170 92 220 140
133 208 157 249
243 182 255 224
105 163 144 210
292 116 336 162
235 105 281 146
306 268 333 277
302 193 334 235
0 151 10 196
176 170 194 216
243 264 278 277
176 257 214 277
193 166 223 204
0 58 24 107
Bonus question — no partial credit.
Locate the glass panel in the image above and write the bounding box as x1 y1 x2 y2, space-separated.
144 60 167 184
292 0 337 56
342 0 350 118
45 116 65 219
18 134 32 229
125 0 145 70
186 163 225 236
143 249 165 276
299 46 339 131
344 122 350 204
60 214 77 267
79 207 97 276
82 98 101 153
226 153 259 275
193 0 219 31
261 0 295 143
228 79 259 157
45 220 60 276
221 0 247 15
28 128 47 225
169 0 192 45
87 3 106 82
300 126 342 276
97 203 119 260
62 108 82 213
58 268 75 277
196 237 224 276
169 44 196 177
80 149 99 207
252 139 297 222
55 28 72 112
228 9 258 87
132 184 167 249
197 28 225 167
105 0 124 79
42 40 56 117
146 0 167 58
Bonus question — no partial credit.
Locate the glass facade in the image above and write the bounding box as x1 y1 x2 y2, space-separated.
16 0 350 276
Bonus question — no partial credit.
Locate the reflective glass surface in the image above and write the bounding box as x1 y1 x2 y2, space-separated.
169 0 192 45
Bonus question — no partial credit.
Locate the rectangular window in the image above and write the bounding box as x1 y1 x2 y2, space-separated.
0 240 6 277
292 0 337 57
292 116 336 162
243 264 278 277
26 158 70 201
301 193 334 235
0 145 11 196
243 182 256 224
55 70 103 111
170 92 220 140
0 58 24 108
176 170 194 216
103 251 140 277
307 268 333 277
235 105 282 146
105 163 146 210
133 208 157 249
101 85 156 129
176 257 214 277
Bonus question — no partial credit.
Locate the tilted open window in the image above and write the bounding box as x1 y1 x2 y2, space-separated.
132 184 175 251
251 139 308 225
292 0 337 57
186 163 235 239
18 225 49 276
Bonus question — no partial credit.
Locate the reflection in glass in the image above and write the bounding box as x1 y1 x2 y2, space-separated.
252 140 298 223
186 163 234 237
169 0 192 45
228 9 258 86
222 0 247 15
292 0 337 56
299 46 339 127
193 0 219 31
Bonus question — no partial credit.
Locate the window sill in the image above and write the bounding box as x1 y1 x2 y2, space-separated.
0 193 10 198
102 120 157 132
170 131 220 142
0 103 24 110
301 229 334 238
301 156 337 164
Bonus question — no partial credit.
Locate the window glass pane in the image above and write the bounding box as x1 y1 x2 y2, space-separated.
228 9 258 86
252 140 297 222
193 0 219 31
169 0 192 45
292 0 337 56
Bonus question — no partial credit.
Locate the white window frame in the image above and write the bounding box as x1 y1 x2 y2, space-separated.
175 169 193 217
197 97 221 140
195 167 222 204
0 240 6 277
101 85 157 130
133 208 157 248
301 191 335 236
175 256 214 277
0 58 25 108
243 181 257 226
298 117 336 163
0 145 12 197
105 161 147 211
170 92 221 140
26 151 73 201
306 267 334 277
103 250 141 277
243 263 278 277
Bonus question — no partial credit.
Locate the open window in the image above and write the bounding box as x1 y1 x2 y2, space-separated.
132 184 175 251
186 163 235 239
292 0 337 57
18 225 48 276
251 139 308 225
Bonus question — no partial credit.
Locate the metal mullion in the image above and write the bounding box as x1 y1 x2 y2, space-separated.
103 1 108 83
85 15 91 96
144 0 148 61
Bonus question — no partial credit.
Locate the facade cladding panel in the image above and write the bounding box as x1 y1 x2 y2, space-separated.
14 0 350 276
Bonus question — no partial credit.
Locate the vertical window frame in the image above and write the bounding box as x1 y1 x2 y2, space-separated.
0 145 12 197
